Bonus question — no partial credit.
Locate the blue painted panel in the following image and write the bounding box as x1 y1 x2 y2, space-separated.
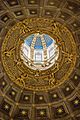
44 34 53 47
24 34 54 49
34 36 43 49
25 34 34 46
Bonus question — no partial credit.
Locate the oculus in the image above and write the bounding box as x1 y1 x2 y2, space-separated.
20 33 59 70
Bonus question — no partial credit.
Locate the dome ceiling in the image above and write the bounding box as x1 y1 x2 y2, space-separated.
0 0 80 120
20 33 59 70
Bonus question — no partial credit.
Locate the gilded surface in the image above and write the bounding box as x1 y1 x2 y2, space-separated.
1 18 77 91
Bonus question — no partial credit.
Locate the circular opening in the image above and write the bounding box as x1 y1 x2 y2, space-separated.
20 33 59 70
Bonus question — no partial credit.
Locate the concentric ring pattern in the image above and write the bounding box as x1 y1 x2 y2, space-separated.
0 0 80 120
1 18 77 91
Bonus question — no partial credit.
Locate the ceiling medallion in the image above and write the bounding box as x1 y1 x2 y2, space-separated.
1 18 77 91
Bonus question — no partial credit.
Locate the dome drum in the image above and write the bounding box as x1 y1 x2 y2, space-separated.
20 33 59 70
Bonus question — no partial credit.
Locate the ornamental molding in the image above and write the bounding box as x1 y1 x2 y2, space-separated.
1 18 77 91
